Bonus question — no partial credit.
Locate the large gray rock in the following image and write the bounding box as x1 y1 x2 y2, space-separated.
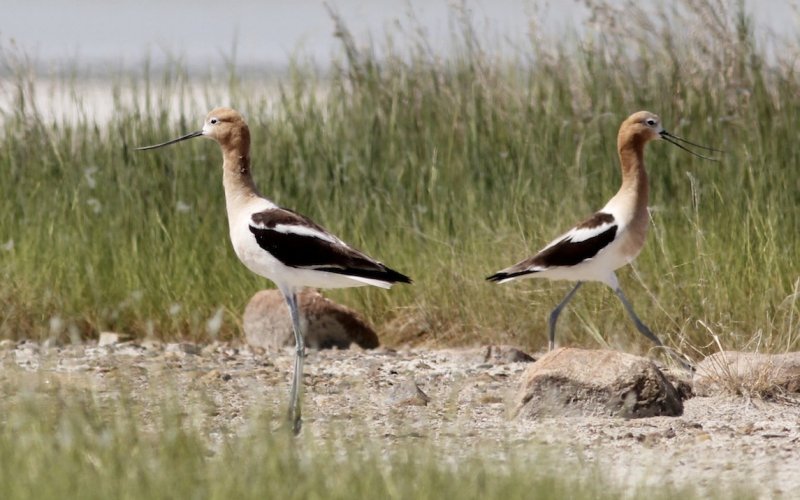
511 348 684 419
694 351 800 396
243 289 379 351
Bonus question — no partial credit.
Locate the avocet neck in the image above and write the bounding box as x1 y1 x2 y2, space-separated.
604 126 650 218
617 132 649 212
221 144 264 217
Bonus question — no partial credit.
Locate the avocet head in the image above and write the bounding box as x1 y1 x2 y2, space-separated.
620 111 664 143
136 107 250 152
620 110 721 161
201 107 249 147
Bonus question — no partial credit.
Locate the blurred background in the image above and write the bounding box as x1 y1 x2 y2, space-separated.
2 1 796 120
4 1 796 72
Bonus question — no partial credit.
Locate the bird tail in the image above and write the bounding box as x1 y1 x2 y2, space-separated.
381 267 413 284
320 265 412 286
486 269 537 284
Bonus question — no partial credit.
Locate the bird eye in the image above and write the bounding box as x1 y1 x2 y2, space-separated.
645 118 657 126
210 118 218 125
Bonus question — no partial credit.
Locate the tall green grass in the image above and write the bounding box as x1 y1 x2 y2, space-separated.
1 1 798 354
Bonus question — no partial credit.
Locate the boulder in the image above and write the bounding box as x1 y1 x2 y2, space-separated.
694 351 800 396
243 289 379 351
511 348 684 419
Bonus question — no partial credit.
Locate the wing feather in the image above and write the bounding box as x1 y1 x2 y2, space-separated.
487 212 617 282
249 208 411 284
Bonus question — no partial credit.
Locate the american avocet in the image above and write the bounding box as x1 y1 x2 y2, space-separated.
487 111 718 366
137 107 411 434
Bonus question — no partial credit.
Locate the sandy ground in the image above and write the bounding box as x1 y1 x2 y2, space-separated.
2 340 799 498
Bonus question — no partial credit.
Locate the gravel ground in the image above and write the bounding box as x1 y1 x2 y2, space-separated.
2 339 799 498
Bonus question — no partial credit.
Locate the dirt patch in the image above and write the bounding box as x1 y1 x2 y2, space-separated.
1 341 798 497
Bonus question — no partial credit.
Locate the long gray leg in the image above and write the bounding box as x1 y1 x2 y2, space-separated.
548 282 584 351
283 289 305 435
614 286 693 371
613 286 664 347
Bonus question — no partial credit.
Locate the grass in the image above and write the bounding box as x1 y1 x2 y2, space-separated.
695 340 800 398
0 0 798 356
0 371 749 500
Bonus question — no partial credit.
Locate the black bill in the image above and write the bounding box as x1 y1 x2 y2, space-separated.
136 130 204 150
660 131 722 161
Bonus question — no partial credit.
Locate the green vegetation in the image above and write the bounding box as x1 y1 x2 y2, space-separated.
1 1 798 356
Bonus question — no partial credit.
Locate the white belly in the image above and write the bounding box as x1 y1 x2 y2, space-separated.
537 230 640 285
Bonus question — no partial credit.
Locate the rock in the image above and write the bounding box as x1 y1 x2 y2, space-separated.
14 345 39 369
661 368 694 401
201 342 222 356
481 345 536 364
380 312 432 345
16 340 39 352
42 337 62 349
511 348 684 419
98 332 127 347
388 379 431 407
140 338 163 352
165 342 201 356
113 344 145 357
0 339 16 350
694 351 800 396
243 289 379 351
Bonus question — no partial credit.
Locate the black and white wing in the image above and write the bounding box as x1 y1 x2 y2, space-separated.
249 207 412 285
487 212 618 282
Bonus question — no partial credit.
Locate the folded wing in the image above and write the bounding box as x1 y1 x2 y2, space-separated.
249 208 411 284
487 212 618 282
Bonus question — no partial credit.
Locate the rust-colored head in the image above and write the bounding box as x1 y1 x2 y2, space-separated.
618 111 664 150
617 110 720 161
136 107 250 155
201 107 250 151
